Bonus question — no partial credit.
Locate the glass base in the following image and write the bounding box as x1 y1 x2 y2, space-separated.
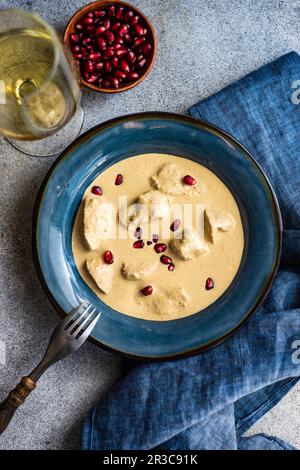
7 107 84 157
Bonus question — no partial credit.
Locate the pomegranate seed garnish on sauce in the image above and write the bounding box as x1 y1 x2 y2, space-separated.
133 239 144 249
154 243 167 253
170 219 181 232
141 285 153 296
168 263 175 271
115 173 123 185
147 241 152 245
160 255 172 265
91 185 103 195
152 234 159 243
103 250 114 264
205 277 214 290
183 175 197 186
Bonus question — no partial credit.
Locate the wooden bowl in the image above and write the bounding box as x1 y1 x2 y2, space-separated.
64 0 157 93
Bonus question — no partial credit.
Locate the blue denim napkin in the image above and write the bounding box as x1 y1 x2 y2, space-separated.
82 52 300 450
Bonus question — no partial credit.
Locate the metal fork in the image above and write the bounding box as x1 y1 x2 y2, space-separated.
0 302 100 434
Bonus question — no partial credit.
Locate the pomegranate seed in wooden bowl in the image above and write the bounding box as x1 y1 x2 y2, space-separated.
64 1 157 93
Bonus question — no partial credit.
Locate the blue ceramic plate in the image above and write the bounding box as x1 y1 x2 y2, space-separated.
33 112 282 360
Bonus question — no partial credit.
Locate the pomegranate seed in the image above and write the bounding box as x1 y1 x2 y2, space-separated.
115 173 123 185
168 263 175 271
97 37 107 50
116 6 124 19
120 59 130 72
105 30 115 43
108 5 115 17
81 37 91 46
138 58 147 68
205 278 214 290
101 79 110 88
103 250 114 264
104 61 111 73
80 46 87 57
113 43 122 50
152 234 159 243
73 53 83 59
109 76 119 88
127 72 139 80
95 61 104 70
134 23 145 36
124 33 132 43
127 71 139 81
131 15 139 26
104 19 111 30
115 47 127 57
84 60 94 73
103 48 114 60
112 22 121 31
134 36 146 47
141 285 153 296
94 10 106 18
133 240 144 249
183 175 197 186
85 25 95 34
119 24 129 36
143 43 152 56
95 26 106 35
125 10 134 21
72 45 80 53
91 185 102 195
87 12 94 18
154 243 167 253
147 241 152 245
83 17 93 26
160 255 172 265
75 23 83 31
111 57 119 67
127 50 136 63
70 33 79 43
86 75 98 83
170 219 181 232
114 69 126 79
89 52 101 61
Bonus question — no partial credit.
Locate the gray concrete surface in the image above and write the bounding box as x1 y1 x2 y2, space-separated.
0 0 299 450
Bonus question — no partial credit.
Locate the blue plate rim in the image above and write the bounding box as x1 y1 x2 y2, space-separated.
32 111 282 361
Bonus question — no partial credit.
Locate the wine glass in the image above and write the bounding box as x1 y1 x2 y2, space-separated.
0 9 83 157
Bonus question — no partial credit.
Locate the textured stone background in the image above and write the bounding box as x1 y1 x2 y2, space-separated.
0 0 299 450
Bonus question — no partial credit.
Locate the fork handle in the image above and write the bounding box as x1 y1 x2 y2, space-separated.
0 376 36 434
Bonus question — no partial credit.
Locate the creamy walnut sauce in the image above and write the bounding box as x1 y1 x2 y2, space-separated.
72 154 244 320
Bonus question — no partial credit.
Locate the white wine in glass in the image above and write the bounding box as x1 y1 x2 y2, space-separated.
0 9 83 156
